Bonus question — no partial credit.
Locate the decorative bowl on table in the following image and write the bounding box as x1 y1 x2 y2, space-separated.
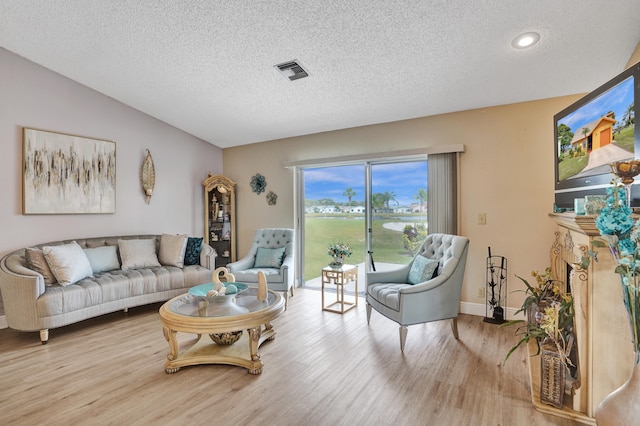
189 282 248 302
209 330 243 345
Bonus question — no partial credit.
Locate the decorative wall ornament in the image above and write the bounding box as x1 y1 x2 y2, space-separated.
22 128 116 214
250 173 267 194
266 191 277 205
141 149 155 204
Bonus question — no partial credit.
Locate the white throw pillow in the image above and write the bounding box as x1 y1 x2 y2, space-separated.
159 234 188 268
83 246 120 273
118 239 161 271
43 241 93 286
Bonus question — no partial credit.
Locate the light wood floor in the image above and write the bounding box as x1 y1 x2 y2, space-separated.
0 289 579 426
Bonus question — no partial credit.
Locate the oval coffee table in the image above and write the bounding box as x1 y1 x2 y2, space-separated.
159 287 285 374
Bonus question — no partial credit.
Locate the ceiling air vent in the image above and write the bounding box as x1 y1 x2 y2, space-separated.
275 60 309 81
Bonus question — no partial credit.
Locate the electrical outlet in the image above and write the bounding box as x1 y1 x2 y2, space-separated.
477 287 485 298
478 213 487 225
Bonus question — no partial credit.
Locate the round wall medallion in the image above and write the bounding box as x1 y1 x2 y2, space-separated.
266 191 277 205
250 173 266 194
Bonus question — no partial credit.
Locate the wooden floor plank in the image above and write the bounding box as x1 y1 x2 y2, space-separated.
0 289 579 425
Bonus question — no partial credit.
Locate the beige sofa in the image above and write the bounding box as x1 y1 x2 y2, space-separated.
0 234 215 343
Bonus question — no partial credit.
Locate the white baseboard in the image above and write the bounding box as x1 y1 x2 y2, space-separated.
460 301 525 321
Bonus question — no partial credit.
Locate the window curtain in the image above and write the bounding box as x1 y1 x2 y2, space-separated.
427 152 458 234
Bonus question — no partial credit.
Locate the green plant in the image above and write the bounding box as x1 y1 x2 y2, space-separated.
327 242 352 258
402 223 426 254
501 270 574 366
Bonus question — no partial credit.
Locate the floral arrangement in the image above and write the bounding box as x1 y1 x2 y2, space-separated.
502 269 575 366
594 178 640 362
327 242 352 259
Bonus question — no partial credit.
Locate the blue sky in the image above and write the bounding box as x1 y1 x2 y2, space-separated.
304 161 428 206
557 75 634 133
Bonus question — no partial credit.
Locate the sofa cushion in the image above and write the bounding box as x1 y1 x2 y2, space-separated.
254 247 286 268
83 246 120 273
118 239 161 270
407 255 439 285
184 237 203 266
25 247 57 285
43 241 93 286
159 234 188 268
35 264 213 316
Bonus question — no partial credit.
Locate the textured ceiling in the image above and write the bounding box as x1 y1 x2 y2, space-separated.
2 1 640 148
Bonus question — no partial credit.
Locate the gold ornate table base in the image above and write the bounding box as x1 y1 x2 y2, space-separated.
159 288 284 374
162 322 276 375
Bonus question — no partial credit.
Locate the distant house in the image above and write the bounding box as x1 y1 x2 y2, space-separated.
348 206 365 213
570 113 616 153
393 206 412 213
319 206 338 214
411 202 427 213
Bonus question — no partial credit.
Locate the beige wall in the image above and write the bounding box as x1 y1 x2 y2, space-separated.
223 94 583 310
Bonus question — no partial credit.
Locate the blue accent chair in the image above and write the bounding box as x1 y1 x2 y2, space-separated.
366 233 470 351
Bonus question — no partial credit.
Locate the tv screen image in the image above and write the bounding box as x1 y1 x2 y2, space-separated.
554 62 640 209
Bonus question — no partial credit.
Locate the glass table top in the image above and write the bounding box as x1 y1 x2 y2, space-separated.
168 286 279 318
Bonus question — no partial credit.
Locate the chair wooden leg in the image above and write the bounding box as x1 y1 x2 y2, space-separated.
40 329 49 344
290 286 294 297
366 303 372 324
399 326 408 352
283 290 289 310
451 318 459 339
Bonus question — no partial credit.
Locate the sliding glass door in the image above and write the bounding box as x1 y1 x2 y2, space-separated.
302 164 365 283
297 159 427 284
368 161 428 272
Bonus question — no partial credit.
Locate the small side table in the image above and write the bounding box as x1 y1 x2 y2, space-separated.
321 264 358 313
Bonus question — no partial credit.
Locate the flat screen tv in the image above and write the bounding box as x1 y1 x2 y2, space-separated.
554 62 640 209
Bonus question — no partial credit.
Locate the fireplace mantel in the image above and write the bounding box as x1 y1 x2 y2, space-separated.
548 212 601 236
529 213 635 424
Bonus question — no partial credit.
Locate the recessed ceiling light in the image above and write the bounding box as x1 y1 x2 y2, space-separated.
511 32 540 49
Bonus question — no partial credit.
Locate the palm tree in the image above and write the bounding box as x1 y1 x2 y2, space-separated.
343 187 356 212
623 102 635 127
382 191 398 211
372 193 385 212
414 188 427 221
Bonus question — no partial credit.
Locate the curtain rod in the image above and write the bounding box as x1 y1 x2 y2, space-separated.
283 144 465 168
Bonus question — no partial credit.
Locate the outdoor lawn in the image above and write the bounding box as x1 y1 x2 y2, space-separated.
303 214 426 282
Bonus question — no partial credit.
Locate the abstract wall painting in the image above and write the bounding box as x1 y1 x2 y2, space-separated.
23 128 116 214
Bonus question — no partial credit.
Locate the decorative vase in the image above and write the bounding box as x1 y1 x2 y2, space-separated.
526 301 548 326
330 256 344 268
610 160 640 207
596 359 640 425
596 273 640 424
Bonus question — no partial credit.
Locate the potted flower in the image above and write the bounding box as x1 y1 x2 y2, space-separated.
502 269 576 408
327 242 352 267
502 270 574 363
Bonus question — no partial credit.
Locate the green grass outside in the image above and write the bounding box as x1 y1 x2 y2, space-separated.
303 215 423 281
614 125 635 152
558 155 588 181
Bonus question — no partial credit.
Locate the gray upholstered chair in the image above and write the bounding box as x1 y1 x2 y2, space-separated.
366 233 470 351
226 228 295 307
